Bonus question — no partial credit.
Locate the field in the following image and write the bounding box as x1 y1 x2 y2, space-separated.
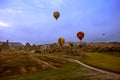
1 62 119 80
79 52 120 73
0 51 120 80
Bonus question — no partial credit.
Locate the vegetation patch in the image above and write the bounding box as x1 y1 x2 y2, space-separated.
0 52 70 77
1 62 119 80
80 52 120 73
0 63 103 80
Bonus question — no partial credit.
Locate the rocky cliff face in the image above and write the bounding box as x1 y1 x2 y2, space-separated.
0 42 24 48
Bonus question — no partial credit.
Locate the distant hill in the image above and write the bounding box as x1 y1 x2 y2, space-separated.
9 42 24 48
0 41 24 48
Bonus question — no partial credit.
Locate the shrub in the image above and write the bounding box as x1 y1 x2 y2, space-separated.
34 50 41 53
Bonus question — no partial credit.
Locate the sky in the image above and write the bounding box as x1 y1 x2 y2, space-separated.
0 0 120 45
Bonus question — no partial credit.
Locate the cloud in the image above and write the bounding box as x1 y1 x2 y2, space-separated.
0 21 9 27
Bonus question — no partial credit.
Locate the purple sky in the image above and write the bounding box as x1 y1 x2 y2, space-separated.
0 0 120 45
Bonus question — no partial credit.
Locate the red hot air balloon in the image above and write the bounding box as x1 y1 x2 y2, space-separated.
77 32 84 41
53 11 60 20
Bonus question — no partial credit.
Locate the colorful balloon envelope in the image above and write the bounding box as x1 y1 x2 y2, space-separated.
77 32 84 41
58 37 65 46
53 11 60 20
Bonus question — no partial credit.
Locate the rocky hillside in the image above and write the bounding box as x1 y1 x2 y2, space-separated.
39 42 120 53
0 41 24 48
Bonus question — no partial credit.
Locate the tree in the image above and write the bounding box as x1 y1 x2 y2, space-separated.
25 42 31 51
69 43 74 47
1 40 9 51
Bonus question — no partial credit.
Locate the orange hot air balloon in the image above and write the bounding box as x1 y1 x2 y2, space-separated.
77 32 84 41
53 11 60 20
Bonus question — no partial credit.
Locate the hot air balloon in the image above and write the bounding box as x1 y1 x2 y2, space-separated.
77 32 84 41
58 37 65 46
53 11 60 20
102 33 105 36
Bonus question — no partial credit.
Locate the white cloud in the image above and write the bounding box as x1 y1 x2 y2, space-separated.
0 21 9 27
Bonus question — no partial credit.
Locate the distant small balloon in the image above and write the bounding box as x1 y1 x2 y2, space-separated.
53 11 60 20
102 33 105 36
